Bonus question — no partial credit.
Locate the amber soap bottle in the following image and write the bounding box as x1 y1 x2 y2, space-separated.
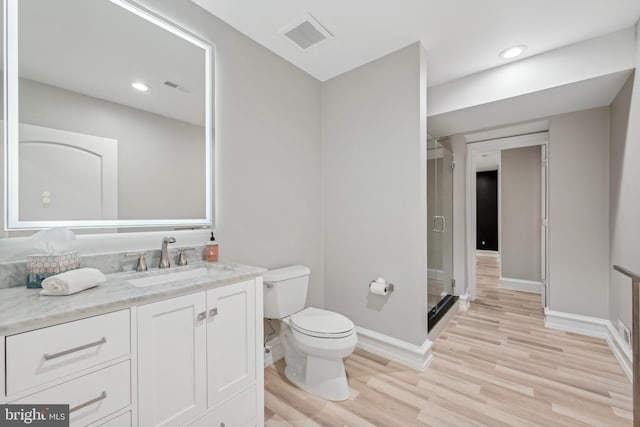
206 232 219 262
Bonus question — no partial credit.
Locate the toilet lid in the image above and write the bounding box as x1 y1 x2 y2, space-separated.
290 307 354 338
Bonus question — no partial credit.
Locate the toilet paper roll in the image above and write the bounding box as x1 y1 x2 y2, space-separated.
370 281 388 296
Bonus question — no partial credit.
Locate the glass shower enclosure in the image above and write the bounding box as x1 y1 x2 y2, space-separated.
427 135 456 331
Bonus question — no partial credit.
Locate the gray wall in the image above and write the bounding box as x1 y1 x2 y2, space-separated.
116 0 326 307
453 107 615 320
322 43 429 346
0 0 325 308
609 50 639 328
500 146 542 282
548 107 610 318
19 78 205 221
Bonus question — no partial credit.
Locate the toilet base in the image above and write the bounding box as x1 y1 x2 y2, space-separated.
284 355 350 401
280 321 355 401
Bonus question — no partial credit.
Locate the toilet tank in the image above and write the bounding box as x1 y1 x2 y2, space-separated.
263 265 310 319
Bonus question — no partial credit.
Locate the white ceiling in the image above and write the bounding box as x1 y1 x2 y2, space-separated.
476 152 500 172
192 0 640 85
427 70 633 137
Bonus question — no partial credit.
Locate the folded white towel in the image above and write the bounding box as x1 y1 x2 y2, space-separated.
40 268 106 296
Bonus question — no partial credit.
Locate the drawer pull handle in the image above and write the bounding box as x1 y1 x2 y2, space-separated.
209 307 218 317
43 337 107 361
69 391 107 413
197 311 207 321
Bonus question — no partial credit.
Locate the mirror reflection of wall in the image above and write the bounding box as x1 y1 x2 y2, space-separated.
17 78 206 221
3 0 213 229
18 124 118 221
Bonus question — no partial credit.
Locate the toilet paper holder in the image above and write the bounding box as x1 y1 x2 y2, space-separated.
369 278 394 294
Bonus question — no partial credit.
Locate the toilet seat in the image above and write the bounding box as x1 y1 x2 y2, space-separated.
289 307 354 339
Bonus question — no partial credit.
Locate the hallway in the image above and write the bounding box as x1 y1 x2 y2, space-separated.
264 255 632 426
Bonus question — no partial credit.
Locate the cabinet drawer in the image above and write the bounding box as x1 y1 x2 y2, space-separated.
95 411 131 427
6 310 130 395
189 385 256 427
11 360 131 427
1 337 5 403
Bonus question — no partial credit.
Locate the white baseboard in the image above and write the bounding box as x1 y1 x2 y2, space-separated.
428 268 444 281
459 293 471 311
476 250 500 257
544 309 632 381
605 321 633 381
500 277 542 294
263 327 433 372
544 308 609 337
355 326 433 371
264 336 284 367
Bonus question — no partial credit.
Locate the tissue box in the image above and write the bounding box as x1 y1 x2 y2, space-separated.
26 252 80 288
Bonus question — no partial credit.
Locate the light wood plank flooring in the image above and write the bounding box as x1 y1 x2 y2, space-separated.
265 255 632 426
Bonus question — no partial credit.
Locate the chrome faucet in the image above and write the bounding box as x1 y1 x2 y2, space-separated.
159 237 176 269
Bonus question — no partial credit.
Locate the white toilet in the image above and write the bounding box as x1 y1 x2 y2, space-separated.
263 265 357 401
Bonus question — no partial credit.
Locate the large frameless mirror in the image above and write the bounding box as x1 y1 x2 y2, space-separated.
3 0 214 231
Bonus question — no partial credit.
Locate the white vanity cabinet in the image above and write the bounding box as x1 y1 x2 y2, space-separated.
6 310 130 396
137 292 208 427
207 279 256 408
3 310 133 426
0 337 5 404
12 361 131 426
0 273 264 427
137 277 263 427
95 412 132 427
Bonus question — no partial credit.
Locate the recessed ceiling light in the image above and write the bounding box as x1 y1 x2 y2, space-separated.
131 81 150 92
499 45 527 60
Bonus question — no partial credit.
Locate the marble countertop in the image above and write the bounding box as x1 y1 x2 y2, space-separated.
0 262 266 336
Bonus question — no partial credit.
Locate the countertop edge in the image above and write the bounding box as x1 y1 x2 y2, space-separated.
0 269 265 336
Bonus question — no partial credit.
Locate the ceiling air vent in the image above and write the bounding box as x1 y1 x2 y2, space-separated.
281 14 333 51
164 80 191 94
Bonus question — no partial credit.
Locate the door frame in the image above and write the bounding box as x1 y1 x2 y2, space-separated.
475 168 500 253
465 132 549 305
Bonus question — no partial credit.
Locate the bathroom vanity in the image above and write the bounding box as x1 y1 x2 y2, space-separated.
0 0 256 423
0 264 265 427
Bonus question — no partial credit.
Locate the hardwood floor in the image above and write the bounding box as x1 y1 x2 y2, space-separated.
264 255 632 426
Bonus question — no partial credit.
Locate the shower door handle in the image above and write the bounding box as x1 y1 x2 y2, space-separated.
432 216 446 232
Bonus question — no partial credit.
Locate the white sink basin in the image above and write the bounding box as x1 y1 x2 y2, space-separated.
127 267 208 287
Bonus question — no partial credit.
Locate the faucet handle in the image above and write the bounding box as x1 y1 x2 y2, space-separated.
177 247 195 266
125 252 148 272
